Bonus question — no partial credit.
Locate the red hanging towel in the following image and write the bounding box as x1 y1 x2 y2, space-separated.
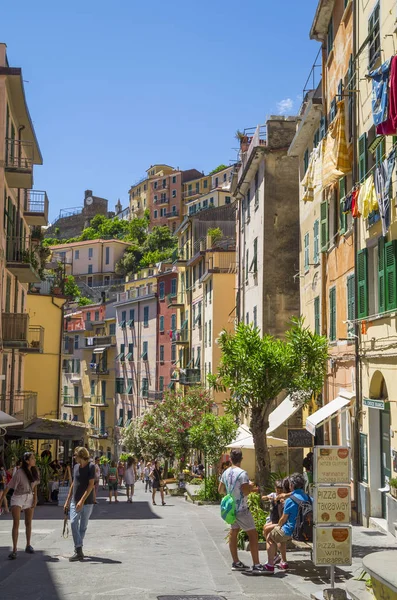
377 55 397 135
351 188 360 217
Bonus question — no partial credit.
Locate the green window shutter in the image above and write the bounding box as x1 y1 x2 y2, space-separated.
385 240 397 311
339 177 347 234
347 275 355 337
329 287 336 341
378 236 386 313
313 219 319 264
357 249 369 318
358 134 368 182
314 296 320 335
320 201 329 252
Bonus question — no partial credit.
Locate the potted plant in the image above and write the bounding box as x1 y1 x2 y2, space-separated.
36 455 52 504
389 478 397 499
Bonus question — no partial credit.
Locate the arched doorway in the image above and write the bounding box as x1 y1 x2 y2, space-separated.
368 371 390 519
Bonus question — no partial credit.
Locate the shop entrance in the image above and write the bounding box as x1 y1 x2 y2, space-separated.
380 401 391 518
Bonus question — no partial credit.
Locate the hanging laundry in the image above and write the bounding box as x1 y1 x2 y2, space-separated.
301 149 316 201
322 100 351 188
369 58 392 126
374 148 396 235
377 55 397 135
357 174 378 219
351 188 360 218
343 192 353 213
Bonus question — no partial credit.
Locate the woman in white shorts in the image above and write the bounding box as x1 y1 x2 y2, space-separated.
0 451 40 559
124 456 136 503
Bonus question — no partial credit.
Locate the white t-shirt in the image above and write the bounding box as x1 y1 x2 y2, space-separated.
144 466 150 479
221 466 249 513
124 466 135 485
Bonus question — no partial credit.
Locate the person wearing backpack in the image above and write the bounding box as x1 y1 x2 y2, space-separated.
218 449 266 575
263 472 312 573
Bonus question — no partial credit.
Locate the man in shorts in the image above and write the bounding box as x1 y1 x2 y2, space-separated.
218 449 265 574
263 472 309 573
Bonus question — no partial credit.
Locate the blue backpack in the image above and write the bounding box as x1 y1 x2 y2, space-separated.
220 472 243 524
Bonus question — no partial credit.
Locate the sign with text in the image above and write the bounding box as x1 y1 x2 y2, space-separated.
287 428 313 448
314 446 350 484
314 485 351 525
313 525 352 566
363 398 385 410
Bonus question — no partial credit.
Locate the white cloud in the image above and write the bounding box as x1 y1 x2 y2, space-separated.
277 98 294 114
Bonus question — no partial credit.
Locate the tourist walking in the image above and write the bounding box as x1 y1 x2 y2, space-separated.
0 460 9 515
117 461 125 487
218 449 265 574
124 457 136 503
101 460 109 489
263 472 310 573
64 447 96 562
151 460 165 506
144 461 152 492
0 451 39 559
94 457 101 504
108 461 119 503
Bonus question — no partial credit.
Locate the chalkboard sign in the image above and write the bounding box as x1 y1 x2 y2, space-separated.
288 428 313 448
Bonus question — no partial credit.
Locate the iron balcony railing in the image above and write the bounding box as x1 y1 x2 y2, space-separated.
172 329 189 343
63 395 83 406
5 139 33 170
23 190 49 220
167 292 184 306
90 396 110 406
90 335 116 347
182 189 201 199
2 313 29 347
165 210 179 218
179 368 201 385
27 326 44 352
147 391 163 402
117 285 155 303
153 181 168 190
0 391 37 424
6 235 38 266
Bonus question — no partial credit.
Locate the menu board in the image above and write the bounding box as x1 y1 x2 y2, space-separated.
314 485 351 525
313 525 352 566
314 446 350 484
287 428 313 448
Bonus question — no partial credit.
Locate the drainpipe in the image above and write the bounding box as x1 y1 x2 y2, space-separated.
352 0 361 525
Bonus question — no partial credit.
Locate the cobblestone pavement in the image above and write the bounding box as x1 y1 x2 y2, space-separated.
0 482 395 600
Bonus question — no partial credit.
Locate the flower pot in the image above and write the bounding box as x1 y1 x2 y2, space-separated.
52 286 61 295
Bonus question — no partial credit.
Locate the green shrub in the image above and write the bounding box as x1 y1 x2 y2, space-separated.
236 492 269 548
196 474 222 502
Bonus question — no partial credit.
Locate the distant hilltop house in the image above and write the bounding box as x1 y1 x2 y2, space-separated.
45 190 122 239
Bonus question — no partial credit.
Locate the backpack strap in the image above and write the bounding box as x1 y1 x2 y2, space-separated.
290 494 312 506
226 471 243 495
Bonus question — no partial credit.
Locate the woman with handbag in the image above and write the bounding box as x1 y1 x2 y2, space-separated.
0 452 40 559
108 461 118 503
151 460 165 506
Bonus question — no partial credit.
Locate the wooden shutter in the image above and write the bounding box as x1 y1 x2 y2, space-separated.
378 236 386 313
329 288 336 341
347 275 355 337
357 249 368 318
320 201 328 252
358 134 368 182
385 240 397 311
314 296 320 335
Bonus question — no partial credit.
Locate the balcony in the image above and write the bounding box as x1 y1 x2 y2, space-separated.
4 139 34 188
237 125 267 186
90 396 110 407
92 335 116 347
0 391 37 426
172 328 189 344
116 285 156 303
6 236 41 283
88 362 109 375
23 190 49 226
167 292 184 307
2 313 29 349
179 368 201 386
26 326 44 353
183 189 201 200
62 395 83 408
153 181 168 191
147 391 163 403
165 210 179 218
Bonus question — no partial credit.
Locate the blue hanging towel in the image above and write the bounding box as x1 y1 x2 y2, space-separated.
369 58 392 126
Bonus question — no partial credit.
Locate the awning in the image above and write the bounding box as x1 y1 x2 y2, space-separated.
267 395 302 434
7 418 88 440
227 424 287 449
93 346 109 354
0 411 23 428
305 390 354 436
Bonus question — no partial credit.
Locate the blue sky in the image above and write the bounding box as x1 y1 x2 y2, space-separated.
2 0 319 221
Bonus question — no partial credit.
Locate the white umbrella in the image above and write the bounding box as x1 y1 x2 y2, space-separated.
0 411 23 427
227 425 287 449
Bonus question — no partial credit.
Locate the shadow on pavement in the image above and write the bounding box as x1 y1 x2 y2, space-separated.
84 555 122 564
351 544 397 559
285 560 352 585
0 550 62 600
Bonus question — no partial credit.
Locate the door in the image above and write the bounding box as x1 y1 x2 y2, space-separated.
380 402 391 518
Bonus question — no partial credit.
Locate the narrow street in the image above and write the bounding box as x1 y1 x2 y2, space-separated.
0 482 395 600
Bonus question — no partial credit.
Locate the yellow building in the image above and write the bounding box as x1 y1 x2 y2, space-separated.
129 164 174 218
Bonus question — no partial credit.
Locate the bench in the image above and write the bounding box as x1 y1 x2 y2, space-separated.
289 539 313 551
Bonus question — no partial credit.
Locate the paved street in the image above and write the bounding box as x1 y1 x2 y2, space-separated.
0 482 396 600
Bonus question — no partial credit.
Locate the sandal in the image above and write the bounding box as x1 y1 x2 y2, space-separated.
25 545 34 554
8 551 17 560
152 501 156 505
